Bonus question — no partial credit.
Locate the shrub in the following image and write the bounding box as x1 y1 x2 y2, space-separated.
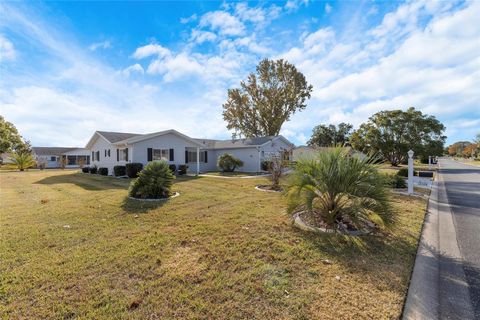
98 167 108 176
178 164 188 175
11 152 35 171
397 167 417 177
81 167 89 173
113 165 126 177
261 160 272 171
387 174 407 188
287 147 394 230
218 153 244 172
129 161 175 199
126 163 143 178
265 154 287 189
169 164 177 174
89 166 97 174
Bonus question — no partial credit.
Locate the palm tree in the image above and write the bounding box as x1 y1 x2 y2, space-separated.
11 152 36 171
286 147 394 231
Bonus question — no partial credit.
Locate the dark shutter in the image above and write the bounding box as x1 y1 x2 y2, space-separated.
169 149 174 161
117 149 119 161
108 149 111 157
147 148 153 162
125 148 129 161
204 151 208 163
87 156 90 165
104 150 106 157
185 150 189 163
92 151 94 161
97 151 100 161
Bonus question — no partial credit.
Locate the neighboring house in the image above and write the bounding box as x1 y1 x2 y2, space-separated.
0 153 14 164
85 129 294 175
32 147 91 168
292 146 367 161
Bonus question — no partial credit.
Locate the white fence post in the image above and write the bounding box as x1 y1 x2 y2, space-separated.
408 150 414 195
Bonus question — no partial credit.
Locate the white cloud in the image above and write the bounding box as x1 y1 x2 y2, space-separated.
199 11 245 36
132 43 171 59
0 34 16 62
180 14 197 24
88 40 111 51
121 63 144 76
190 29 217 44
325 3 332 14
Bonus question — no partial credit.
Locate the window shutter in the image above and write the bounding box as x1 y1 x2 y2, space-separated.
147 148 153 162
97 151 100 161
204 151 208 163
169 149 174 161
92 151 94 161
185 150 188 163
104 150 106 157
117 149 119 161
125 148 129 161
108 149 111 157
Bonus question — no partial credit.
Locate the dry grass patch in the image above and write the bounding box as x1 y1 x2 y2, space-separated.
0 170 427 319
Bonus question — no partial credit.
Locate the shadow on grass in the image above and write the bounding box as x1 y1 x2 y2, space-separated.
35 173 129 191
121 196 168 214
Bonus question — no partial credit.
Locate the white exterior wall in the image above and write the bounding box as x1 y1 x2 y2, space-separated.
213 148 260 172
131 133 202 172
89 136 123 175
35 155 60 168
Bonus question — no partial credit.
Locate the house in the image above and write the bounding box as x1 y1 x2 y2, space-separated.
32 147 91 168
85 129 294 175
292 146 367 161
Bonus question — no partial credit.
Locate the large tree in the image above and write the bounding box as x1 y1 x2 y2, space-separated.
307 123 353 147
222 59 313 138
350 107 446 166
0 116 31 155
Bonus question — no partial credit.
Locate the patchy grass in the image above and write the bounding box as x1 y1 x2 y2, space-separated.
454 158 480 167
0 170 427 319
202 171 266 177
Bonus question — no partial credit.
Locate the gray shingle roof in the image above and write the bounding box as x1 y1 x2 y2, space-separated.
194 136 277 149
32 147 79 156
97 131 142 143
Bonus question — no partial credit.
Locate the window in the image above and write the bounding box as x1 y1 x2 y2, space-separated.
187 150 207 163
50 156 56 161
119 148 128 161
67 156 77 165
153 149 169 161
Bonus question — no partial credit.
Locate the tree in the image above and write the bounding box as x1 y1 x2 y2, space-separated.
217 153 244 172
462 144 477 158
350 107 446 166
307 123 353 147
264 152 289 190
129 161 175 199
222 59 313 138
286 147 394 231
0 116 30 155
447 141 471 156
11 152 36 171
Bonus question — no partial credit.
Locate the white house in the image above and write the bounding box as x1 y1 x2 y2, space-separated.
85 129 294 175
32 147 91 168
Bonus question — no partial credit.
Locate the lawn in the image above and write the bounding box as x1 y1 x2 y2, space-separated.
201 171 267 177
0 170 427 319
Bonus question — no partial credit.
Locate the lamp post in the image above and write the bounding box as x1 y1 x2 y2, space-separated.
408 150 414 195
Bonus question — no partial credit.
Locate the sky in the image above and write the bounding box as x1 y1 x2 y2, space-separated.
0 0 479 147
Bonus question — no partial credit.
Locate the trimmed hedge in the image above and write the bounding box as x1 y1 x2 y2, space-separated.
98 167 108 176
129 161 175 199
81 167 89 173
178 164 188 175
168 164 177 174
114 165 126 177
126 163 143 178
89 166 97 174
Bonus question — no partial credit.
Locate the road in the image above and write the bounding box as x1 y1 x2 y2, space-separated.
404 158 480 319
440 158 480 318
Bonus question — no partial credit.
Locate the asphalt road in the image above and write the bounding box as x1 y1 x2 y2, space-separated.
439 158 480 318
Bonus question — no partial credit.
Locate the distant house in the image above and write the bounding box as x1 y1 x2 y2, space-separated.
292 146 367 161
32 147 91 168
85 129 294 175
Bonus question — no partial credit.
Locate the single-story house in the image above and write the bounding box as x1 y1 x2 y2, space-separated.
85 129 294 175
292 146 367 161
32 147 91 168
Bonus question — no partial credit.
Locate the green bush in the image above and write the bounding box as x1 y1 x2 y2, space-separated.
126 163 143 178
218 153 244 172
287 148 394 230
129 161 175 199
113 165 126 177
397 168 417 177
81 167 89 173
89 166 97 174
261 160 272 171
387 174 407 188
98 167 108 176
168 164 177 173
178 165 188 175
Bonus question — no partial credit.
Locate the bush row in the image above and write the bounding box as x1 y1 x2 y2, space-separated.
81 162 189 177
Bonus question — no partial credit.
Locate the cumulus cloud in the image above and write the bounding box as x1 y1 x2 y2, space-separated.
199 11 245 36
121 63 144 76
132 43 171 59
0 34 16 62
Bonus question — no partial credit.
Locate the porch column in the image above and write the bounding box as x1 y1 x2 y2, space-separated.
196 147 200 175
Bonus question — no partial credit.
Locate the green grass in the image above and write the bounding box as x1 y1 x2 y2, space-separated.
454 157 480 167
202 171 265 177
0 170 427 319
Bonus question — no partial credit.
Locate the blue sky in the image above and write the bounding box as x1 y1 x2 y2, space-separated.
0 0 479 147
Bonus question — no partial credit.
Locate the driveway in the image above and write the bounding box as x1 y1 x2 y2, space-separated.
404 158 480 319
